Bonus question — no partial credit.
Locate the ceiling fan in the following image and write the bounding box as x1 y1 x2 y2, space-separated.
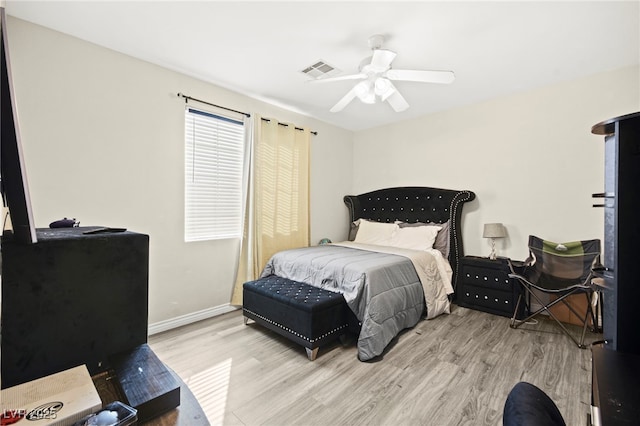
314 35 455 113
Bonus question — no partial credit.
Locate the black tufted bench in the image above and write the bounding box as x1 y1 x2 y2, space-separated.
243 275 350 360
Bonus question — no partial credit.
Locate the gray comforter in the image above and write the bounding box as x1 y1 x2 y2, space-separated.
261 244 429 360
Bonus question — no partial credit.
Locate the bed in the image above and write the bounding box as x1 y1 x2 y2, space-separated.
258 186 475 360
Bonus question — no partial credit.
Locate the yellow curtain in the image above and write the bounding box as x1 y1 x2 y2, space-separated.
231 116 310 305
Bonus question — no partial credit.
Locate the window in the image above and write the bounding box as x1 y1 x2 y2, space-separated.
185 107 245 241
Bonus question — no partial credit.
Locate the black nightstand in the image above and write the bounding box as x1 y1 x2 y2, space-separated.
457 255 526 319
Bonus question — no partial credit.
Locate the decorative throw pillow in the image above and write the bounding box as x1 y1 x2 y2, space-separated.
348 219 360 241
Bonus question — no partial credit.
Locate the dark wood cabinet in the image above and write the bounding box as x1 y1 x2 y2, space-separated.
1 227 150 388
592 112 640 355
457 255 525 319
1 227 181 421
591 345 640 425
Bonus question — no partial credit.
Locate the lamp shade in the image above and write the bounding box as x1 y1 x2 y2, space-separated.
483 223 506 238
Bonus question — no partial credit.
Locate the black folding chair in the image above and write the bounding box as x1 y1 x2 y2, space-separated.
508 235 601 349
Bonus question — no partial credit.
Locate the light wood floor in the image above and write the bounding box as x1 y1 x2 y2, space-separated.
148 305 599 426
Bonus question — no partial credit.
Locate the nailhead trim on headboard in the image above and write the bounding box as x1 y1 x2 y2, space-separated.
343 187 476 295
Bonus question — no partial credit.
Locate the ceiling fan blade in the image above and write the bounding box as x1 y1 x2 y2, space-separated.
330 86 359 112
386 69 455 84
310 73 366 83
370 49 397 72
385 86 409 112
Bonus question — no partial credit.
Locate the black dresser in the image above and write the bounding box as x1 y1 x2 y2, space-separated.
1 227 150 388
1 227 181 422
591 112 640 354
457 256 525 319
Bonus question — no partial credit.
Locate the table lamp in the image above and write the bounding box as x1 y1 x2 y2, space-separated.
483 223 506 260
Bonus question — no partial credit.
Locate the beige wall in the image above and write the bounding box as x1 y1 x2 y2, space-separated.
5 16 354 328
353 66 639 261
6 15 639 330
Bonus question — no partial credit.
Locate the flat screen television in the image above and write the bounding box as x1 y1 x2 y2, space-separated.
1 7 37 244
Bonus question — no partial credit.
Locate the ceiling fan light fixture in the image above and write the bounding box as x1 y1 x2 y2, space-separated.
353 80 369 95
324 34 455 113
374 77 394 100
354 80 375 104
358 90 376 104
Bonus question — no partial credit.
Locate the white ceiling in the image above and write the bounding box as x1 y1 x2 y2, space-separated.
5 1 639 131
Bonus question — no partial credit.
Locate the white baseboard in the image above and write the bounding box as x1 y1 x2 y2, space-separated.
148 304 239 336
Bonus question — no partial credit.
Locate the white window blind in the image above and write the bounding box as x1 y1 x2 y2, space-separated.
185 107 245 241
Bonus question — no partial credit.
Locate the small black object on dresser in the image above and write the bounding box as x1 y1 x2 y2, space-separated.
457 255 527 319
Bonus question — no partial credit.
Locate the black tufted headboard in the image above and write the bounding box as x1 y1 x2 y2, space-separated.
343 186 476 293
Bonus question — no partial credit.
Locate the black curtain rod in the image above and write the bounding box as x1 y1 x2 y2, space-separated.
178 92 250 117
178 92 317 136
261 118 318 136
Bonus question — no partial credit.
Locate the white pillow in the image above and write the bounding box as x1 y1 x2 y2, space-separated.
389 225 441 251
397 221 450 257
353 220 398 245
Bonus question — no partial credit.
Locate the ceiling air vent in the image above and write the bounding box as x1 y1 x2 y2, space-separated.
301 60 339 79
